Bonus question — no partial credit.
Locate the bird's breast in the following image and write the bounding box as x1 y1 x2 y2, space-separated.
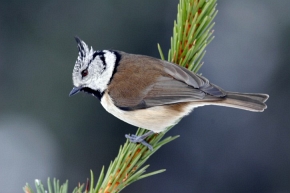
100 91 202 132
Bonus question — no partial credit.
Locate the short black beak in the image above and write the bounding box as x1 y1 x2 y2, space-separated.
69 87 82 96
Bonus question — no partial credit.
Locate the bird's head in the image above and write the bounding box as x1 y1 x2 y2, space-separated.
69 37 118 98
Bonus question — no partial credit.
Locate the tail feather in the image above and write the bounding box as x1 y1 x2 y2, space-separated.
209 92 269 112
227 92 268 103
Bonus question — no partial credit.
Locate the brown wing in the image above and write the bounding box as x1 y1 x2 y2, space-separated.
143 76 206 105
159 60 226 97
107 52 226 110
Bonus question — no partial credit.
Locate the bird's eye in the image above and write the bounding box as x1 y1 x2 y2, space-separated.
81 69 88 77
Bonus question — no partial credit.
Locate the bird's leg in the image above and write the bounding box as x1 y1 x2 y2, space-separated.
125 130 155 151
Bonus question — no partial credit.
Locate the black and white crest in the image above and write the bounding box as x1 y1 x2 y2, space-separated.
73 36 95 73
71 36 120 94
75 36 86 59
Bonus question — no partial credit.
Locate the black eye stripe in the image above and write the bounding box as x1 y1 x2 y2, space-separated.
79 50 111 76
92 51 100 59
99 54 106 71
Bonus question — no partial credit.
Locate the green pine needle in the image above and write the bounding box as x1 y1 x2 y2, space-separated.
23 179 71 193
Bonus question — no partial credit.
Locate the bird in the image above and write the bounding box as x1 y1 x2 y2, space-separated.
69 37 269 150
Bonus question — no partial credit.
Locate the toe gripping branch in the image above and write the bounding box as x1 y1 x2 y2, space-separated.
125 131 155 151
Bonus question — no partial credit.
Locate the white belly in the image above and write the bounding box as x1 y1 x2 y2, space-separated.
100 92 205 133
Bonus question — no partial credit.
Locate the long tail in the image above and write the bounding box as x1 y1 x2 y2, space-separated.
210 92 269 112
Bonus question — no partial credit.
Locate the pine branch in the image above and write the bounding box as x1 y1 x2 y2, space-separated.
93 2 217 191
23 0 218 192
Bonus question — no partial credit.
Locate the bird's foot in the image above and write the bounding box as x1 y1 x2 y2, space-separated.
125 131 154 151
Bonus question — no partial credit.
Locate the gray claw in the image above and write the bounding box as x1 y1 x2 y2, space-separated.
125 131 155 150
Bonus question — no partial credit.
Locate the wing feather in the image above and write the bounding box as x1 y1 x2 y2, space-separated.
160 61 226 97
108 52 226 111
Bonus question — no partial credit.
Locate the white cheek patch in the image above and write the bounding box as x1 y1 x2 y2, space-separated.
92 50 116 92
72 47 117 92
104 50 117 68
90 56 105 74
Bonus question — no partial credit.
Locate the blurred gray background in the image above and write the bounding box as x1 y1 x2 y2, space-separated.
0 0 289 192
